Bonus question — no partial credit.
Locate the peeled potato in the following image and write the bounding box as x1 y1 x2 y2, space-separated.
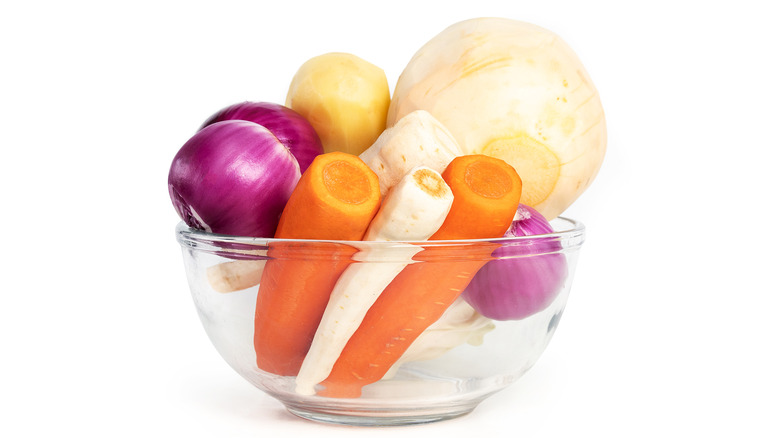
286 52 390 156
388 18 607 219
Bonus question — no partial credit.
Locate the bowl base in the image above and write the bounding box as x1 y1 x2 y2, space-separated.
284 402 478 426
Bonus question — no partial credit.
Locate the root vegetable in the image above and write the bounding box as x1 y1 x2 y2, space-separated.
206 260 266 293
294 166 453 395
317 155 522 398
388 17 606 220
359 110 463 195
430 154 523 240
273 151 382 240
384 297 495 379
286 52 390 156
253 152 381 376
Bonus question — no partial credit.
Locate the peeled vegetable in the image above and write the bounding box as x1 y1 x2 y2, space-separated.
461 204 568 320
286 52 390 156
385 297 494 379
360 110 463 196
168 120 301 237
388 17 607 220
207 260 266 293
430 154 522 240
200 101 324 173
363 166 453 242
253 152 381 376
318 155 522 398
295 166 453 395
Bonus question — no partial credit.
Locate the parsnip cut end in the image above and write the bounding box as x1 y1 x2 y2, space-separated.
412 168 449 199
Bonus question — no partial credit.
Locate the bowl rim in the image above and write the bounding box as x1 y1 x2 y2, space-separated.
175 216 585 249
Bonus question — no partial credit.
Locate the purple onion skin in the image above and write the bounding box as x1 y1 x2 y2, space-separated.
461 204 569 321
168 120 301 238
200 101 323 174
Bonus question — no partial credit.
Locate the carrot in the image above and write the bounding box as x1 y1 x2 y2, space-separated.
273 151 382 240
294 166 454 395
318 154 522 397
430 154 523 240
253 152 381 376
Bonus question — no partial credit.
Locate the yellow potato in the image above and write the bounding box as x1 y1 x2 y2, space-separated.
286 53 390 156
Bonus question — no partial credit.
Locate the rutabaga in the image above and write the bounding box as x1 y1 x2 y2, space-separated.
359 110 463 196
294 166 454 395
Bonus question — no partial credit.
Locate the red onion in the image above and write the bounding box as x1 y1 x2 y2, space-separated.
168 120 301 238
201 101 323 173
461 204 568 321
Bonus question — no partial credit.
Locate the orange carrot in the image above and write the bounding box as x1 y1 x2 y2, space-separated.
318 154 522 397
430 154 523 240
273 151 382 240
254 152 381 376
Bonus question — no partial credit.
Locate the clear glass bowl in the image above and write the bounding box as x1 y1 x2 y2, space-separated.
175 218 585 426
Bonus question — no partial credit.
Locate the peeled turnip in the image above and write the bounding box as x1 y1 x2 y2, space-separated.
388 18 607 220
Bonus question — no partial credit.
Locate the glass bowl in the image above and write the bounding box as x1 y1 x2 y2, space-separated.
174 217 585 426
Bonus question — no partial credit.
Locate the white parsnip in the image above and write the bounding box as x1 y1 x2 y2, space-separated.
364 167 454 241
294 166 453 395
359 110 463 195
206 260 266 293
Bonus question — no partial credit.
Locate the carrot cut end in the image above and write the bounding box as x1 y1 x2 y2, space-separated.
464 159 513 199
430 154 522 241
322 159 372 205
273 151 381 240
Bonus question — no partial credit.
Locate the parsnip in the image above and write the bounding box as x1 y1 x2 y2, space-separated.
206 260 266 293
294 166 453 395
359 110 463 196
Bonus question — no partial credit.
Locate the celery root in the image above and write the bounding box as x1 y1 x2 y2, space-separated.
388 18 606 219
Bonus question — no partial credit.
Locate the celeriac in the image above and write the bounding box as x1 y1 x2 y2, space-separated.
387 17 606 219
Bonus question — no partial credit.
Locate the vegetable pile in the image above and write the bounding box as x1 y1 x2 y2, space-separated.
168 17 605 398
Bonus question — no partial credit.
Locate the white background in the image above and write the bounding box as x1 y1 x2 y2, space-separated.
2 1 778 436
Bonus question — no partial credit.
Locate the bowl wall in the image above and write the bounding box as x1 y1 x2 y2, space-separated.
175 218 585 425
